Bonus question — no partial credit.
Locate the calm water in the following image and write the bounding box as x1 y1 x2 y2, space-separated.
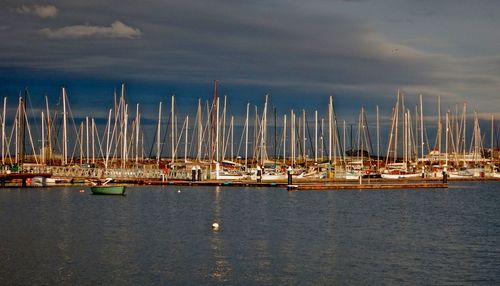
0 182 499 285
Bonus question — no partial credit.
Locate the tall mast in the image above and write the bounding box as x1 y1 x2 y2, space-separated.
230 115 234 160
222 96 226 161
157 101 162 167
211 80 218 163
321 118 324 160
197 98 202 161
291 110 295 167
274 107 277 165
215 96 220 162
79 122 83 164
261 95 268 165
463 103 467 166
41 112 45 164
445 111 449 170
1 97 6 165
343 120 346 162
185 115 189 163
121 83 126 167
123 104 128 168
394 91 399 163
19 91 26 167
437 95 442 154
46 97 52 164
328 96 332 162
245 102 249 168
283 114 286 164
86 116 89 164
91 118 95 164
376 105 380 171
135 103 140 164
171 95 175 163
62 86 67 165
302 109 306 163
105 109 112 169
315 110 318 163
492 115 495 161
420 94 424 162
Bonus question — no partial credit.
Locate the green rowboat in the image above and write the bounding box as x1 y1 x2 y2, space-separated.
90 185 126 195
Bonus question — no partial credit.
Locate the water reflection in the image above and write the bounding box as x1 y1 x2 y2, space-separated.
208 186 231 282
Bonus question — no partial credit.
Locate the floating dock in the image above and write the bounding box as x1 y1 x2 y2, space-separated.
116 179 448 190
294 182 448 190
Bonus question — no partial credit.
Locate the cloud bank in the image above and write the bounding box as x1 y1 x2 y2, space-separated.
1 0 500 118
39 21 142 39
16 4 58 18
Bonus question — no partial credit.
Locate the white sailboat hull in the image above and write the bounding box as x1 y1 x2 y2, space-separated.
381 173 421 179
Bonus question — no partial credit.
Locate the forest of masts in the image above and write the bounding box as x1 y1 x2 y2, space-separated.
1 81 498 171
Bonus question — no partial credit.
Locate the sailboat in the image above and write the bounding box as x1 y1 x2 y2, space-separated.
382 91 420 179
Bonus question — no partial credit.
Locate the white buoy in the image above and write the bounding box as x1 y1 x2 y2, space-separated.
177 190 181 193
212 222 220 230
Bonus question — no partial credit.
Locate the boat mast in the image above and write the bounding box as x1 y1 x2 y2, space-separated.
80 122 83 164
92 118 95 164
157 101 162 167
62 86 67 165
328 96 332 163
315 110 318 163
445 111 449 171
216 96 220 163
420 94 424 164
302 109 306 164
463 103 467 166
2 97 6 165
283 114 286 164
343 120 346 163
230 115 234 160
197 98 202 161
245 102 249 168
274 107 277 166
185 115 189 163
123 104 128 168
211 81 218 163
135 103 140 165
41 111 45 164
222 96 226 162
491 115 494 161
171 95 175 163
437 95 442 155
105 109 112 169
86 117 89 164
376 105 380 171
291 110 295 167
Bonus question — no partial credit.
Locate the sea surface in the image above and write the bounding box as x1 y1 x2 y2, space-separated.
0 182 499 285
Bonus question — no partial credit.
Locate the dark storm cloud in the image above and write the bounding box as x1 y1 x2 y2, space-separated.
1 0 500 119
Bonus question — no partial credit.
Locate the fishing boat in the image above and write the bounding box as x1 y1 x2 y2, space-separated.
90 178 126 195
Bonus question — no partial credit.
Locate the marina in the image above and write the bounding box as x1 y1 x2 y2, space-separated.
2 1 500 285
0 82 499 189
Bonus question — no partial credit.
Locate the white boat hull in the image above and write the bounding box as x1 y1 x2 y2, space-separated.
381 173 421 179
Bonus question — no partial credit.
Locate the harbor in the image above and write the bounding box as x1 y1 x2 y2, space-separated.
0 81 499 189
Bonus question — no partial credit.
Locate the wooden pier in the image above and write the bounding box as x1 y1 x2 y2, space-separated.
294 182 448 190
112 179 448 190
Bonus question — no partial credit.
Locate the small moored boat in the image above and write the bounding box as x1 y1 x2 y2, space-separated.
90 178 126 195
90 185 126 195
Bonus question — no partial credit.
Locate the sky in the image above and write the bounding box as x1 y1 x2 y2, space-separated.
1 0 499 138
